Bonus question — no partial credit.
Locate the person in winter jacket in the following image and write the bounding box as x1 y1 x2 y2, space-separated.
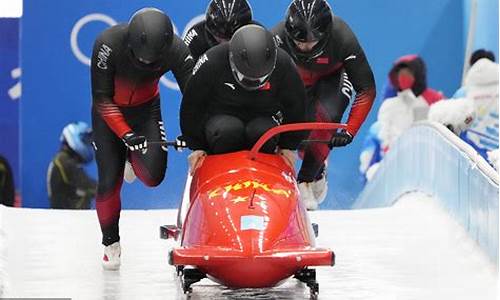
377 55 445 152
47 122 97 209
451 50 498 159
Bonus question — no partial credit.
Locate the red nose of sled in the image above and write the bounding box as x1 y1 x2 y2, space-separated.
171 247 334 288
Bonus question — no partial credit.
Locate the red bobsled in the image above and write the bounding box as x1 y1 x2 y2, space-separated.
161 122 344 297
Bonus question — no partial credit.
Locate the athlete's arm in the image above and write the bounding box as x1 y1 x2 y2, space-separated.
183 25 205 62
277 53 308 150
338 20 376 136
180 53 215 151
91 35 132 138
170 36 195 93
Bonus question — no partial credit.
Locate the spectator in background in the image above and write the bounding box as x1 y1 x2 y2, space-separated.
358 122 382 184
451 49 498 159
47 122 96 210
0 155 15 207
377 55 444 152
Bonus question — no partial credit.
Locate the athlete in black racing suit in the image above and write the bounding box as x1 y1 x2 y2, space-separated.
91 8 193 270
272 0 376 210
183 0 254 61
180 25 307 172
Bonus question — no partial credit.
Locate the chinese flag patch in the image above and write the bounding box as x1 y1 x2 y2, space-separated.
259 81 272 91
316 57 330 64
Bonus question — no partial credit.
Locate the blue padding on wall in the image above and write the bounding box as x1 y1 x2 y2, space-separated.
354 122 499 266
0 18 20 188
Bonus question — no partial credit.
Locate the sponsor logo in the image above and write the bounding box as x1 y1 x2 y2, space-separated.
184 29 198 46
97 44 112 70
224 82 236 90
193 54 208 75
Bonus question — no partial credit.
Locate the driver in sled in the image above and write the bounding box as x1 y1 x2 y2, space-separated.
180 24 308 172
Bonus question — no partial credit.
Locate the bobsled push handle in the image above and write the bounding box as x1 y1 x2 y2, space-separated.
249 122 346 159
148 136 188 151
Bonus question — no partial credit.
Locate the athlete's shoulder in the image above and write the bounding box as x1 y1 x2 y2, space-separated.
331 16 358 43
170 34 190 52
92 25 126 69
271 22 289 54
274 48 297 77
329 15 364 59
95 24 127 46
205 42 229 61
192 43 227 76
184 20 207 47
276 47 294 65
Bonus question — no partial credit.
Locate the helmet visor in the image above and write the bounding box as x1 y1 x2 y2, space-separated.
229 53 270 90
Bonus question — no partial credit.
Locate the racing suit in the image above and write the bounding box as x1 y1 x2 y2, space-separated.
272 16 376 183
91 24 194 246
180 43 307 154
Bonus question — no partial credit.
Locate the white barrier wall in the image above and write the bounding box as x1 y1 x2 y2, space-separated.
354 122 499 266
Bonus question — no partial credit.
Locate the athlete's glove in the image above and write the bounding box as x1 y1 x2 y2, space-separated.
329 130 353 148
174 135 187 151
122 132 147 152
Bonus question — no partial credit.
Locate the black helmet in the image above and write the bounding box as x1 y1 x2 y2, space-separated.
285 0 333 60
229 25 277 90
128 8 174 64
206 0 252 42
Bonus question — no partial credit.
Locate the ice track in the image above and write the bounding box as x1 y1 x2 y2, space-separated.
0 192 497 300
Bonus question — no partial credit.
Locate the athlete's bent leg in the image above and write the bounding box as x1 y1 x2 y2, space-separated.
245 116 279 153
127 99 168 187
205 114 246 154
298 72 352 183
298 73 353 209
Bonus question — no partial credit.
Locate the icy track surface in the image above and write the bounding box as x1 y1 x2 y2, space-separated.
0 193 497 300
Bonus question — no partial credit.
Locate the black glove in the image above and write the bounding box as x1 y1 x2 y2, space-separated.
329 130 353 148
122 132 147 152
174 135 187 151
